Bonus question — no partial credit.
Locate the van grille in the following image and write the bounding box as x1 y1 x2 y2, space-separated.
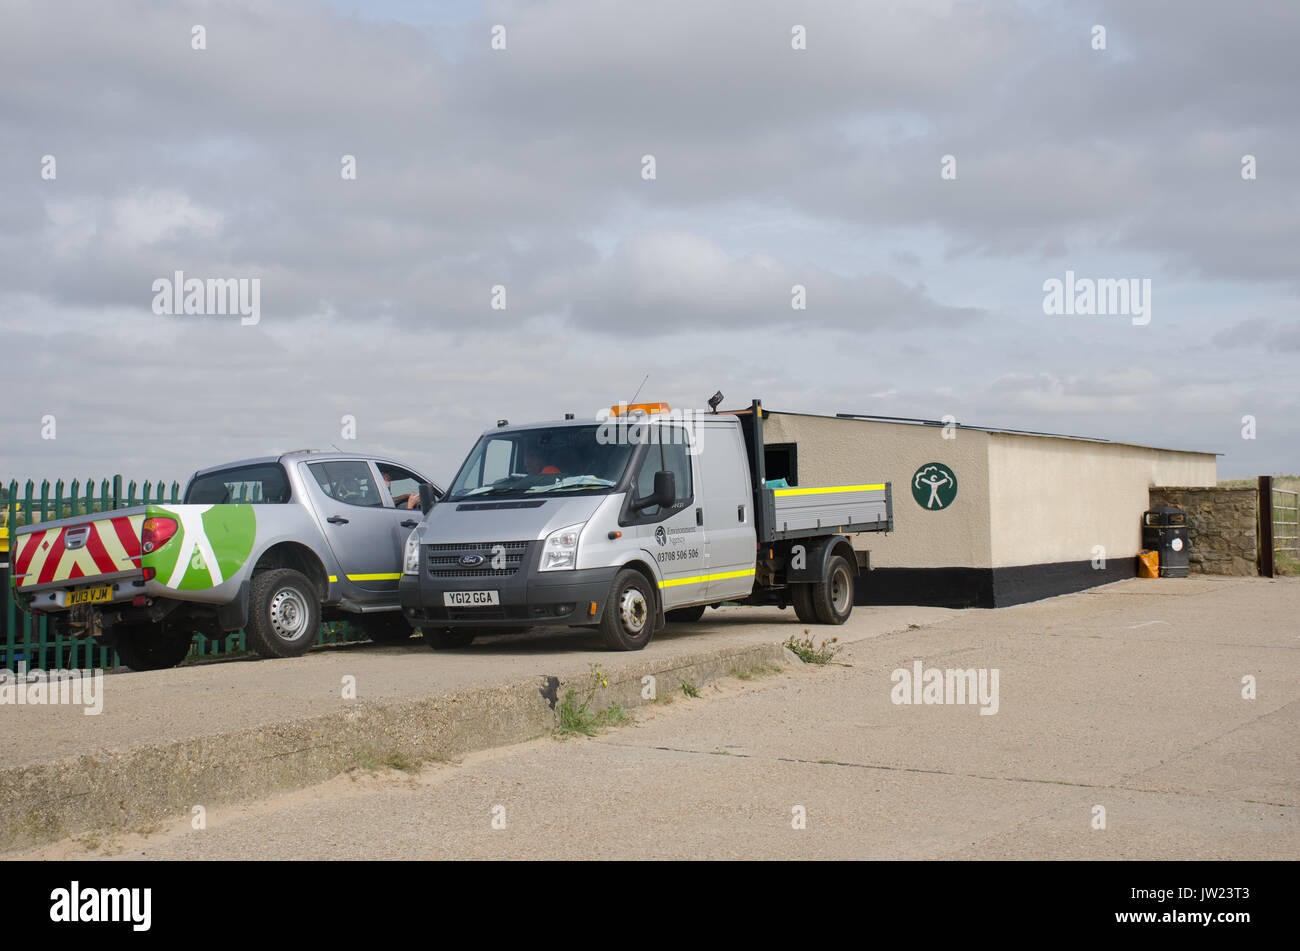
426 541 530 578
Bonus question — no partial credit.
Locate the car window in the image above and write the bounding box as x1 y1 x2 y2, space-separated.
375 463 436 508
633 428 693 517
308 461 383 508
185 464 291 504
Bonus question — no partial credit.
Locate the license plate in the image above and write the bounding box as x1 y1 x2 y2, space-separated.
67 586 114 606
443 590 500 607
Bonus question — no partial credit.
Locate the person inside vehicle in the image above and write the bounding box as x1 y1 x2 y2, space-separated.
523 444 561 476
381 470 420 509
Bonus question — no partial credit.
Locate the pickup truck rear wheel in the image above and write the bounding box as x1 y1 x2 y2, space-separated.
111 623 194 671
810 554 855 625
599 569 656 651
244 568 321 658
422 627 475 649
359 613 416 644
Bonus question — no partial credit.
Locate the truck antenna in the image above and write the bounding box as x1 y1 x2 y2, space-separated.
629 374 649 405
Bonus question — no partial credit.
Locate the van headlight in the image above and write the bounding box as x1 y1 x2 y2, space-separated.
539 523 583 571
403 532 421 575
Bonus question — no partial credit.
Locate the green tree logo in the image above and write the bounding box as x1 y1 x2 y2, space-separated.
912 463 957 510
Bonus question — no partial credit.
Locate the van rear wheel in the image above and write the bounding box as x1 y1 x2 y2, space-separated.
810 554 855 625
599 569 656 651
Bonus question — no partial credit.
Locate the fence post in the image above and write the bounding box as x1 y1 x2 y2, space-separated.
1258 475 1274 578
4 481 16 671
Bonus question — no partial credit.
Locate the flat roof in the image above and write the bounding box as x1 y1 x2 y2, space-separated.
726 407 1221 457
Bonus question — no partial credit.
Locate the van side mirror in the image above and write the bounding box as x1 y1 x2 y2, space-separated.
634 470 676 512
419 483 438 515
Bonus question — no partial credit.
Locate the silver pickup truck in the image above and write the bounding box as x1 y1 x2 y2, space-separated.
9 452 440 670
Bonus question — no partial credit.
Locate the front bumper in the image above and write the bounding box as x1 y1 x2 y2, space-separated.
399 545 618 628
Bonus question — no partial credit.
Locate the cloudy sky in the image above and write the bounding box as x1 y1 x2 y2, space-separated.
2 0 1296 487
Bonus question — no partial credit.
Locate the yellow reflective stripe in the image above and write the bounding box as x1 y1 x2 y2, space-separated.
658 568 755 589
327 575 338 583
773 483 885 497
346 572 403 581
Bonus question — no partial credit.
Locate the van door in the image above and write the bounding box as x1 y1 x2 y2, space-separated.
694 421 758 602
624 426 707 609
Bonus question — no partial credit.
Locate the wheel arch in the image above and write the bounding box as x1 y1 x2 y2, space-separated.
251 542 330 601
617 556 666 629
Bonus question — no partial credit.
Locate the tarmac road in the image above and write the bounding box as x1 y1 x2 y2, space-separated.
17 576 1298 860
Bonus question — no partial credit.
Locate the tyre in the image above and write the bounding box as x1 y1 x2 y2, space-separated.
599 568 656 651
810 554 855 625
359 613 416 644
665 604 706 623
790 583 819 624
244 568 322 658
422 627 476 650
111 622 194 671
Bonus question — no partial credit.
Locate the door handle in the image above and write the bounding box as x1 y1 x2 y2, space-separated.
327 515 350 524
400 519 418 528
737 505 745 522
696 507 703 526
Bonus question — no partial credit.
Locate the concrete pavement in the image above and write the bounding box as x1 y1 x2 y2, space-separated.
11 576 1297 859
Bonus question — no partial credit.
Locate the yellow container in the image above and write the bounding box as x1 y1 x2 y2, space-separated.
1137 549 1159 578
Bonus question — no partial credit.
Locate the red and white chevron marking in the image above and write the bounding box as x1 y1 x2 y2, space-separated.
10 514 144 589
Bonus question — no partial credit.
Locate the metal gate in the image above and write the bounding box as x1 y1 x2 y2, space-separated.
1274 487 1299 560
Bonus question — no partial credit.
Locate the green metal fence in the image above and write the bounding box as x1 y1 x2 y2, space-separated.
2 475 365 671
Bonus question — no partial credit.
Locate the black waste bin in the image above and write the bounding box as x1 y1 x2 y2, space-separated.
1142 506 1189 578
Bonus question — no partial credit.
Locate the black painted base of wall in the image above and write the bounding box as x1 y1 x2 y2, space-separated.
855 557 1138 609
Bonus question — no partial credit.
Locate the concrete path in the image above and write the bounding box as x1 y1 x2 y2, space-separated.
13 576 1297 859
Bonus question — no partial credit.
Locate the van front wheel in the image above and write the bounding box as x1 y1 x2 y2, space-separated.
599 569 656 651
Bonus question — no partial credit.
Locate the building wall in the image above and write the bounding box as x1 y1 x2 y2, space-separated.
987 434 1218 569
761 412 993 569
1148 486 1258 576
758 410 1218 607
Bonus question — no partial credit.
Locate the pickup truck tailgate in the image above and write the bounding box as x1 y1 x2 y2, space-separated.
765 483 892 536
10 508 146 592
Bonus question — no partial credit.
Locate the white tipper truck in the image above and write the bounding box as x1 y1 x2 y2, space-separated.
400 399 893 651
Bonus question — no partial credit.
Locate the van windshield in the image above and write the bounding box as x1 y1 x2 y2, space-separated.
447 426 635 501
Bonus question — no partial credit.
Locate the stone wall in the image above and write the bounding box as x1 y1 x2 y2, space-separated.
1148 487 1258 576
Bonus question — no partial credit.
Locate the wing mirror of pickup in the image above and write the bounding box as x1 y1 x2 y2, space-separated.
633 470 676 512
418 483 438 515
